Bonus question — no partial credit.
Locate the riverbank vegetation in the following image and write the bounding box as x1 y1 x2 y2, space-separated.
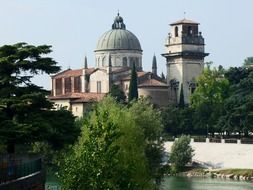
58 97 164 190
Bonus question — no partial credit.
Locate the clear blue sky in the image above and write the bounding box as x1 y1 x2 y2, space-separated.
0 0 253 89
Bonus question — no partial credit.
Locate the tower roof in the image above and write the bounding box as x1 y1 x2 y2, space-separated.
170 18 199 26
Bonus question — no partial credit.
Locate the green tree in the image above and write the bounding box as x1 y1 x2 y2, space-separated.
128 98 164 187
190 66 229 135
109 84 126 103
162 105 194 136
0 43 78 153
169 135 194 171
59 97 157 190
128 64 138 102
217 67 253 135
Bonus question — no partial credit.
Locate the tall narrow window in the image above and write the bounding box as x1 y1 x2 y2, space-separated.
123 57 127 66
55 78 62 95
74 77 81 92
175 26 178 37
97 81 102 93
64 77 71 93
97 58 100 67
102 57 106 67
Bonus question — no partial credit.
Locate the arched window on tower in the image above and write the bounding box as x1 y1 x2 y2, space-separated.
123 57 127 67
97 58 100 67
102 57 106 67
187 26 193 36
130 57 134 68
175 26 178 37
135 58 139 69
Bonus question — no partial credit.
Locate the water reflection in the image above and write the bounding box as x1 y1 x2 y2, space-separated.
161 176 253 190
161 177 193 190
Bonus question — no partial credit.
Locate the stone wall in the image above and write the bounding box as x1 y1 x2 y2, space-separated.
164 140 253 169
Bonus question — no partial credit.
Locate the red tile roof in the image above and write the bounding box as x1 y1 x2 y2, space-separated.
52 68 95 78
49 92 106 102
111 67 130 74
138 79 168 87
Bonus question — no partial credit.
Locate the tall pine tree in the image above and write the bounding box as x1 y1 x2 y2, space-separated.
0 43 79 153
128 63 138 102
178 83 185 108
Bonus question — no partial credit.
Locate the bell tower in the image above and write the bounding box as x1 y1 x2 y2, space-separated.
162 19 209 104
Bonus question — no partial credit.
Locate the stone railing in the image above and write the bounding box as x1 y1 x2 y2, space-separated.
166 137 253 145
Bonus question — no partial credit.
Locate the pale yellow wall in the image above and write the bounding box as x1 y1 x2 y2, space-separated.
166 44 204 54
89 70 109 93
168 61 183 83
183 61 203 103
138 88 169 106
167 58 204 104
52 99 71 110
71 103 84 118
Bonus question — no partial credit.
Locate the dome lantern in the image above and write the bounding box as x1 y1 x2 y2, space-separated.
112 13 126 30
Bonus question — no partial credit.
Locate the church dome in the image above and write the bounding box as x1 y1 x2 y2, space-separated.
95 13 142 52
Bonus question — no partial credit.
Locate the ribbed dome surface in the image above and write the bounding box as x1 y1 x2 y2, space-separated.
95 29 142 51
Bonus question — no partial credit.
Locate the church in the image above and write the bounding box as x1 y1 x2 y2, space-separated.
49 13 208 117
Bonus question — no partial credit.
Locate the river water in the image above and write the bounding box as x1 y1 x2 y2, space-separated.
45 175 253 190
161 176 253 190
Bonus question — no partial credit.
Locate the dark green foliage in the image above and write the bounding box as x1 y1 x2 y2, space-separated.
169 135 194 171
109 84 126 103
217 67 253 134
128 64 138 102
0 43 78 153
162 105 194 136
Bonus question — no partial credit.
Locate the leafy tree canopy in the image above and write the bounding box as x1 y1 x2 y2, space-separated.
190 66 229 135
0 43 79 153
59 96 164 190
169 135 194 171
217 67 253 134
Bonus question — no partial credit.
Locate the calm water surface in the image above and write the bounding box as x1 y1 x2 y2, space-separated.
161 176 253 190
45 174 253 190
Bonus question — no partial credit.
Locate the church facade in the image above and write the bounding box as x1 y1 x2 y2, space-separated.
49 14 208 117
